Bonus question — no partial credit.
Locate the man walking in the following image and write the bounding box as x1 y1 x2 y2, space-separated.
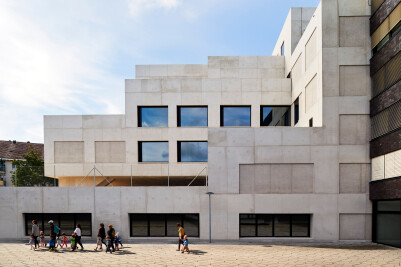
31 220 39 249
48 220 56 251
176 223 184 251
107 224 116 252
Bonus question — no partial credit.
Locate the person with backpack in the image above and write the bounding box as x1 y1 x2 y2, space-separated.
176 223 185 251
48 220 57 252
74 224 84 250
107 224 115 252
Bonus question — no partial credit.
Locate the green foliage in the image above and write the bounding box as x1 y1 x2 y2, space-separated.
11 145 56 186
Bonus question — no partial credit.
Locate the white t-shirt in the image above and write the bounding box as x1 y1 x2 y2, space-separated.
74 228 82 237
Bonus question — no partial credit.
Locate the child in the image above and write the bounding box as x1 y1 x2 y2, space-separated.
39 231 46 247
56 235 62 248
61 233 68 248
105 236 112 254
95 234 103 251
116 232 123 248
28 234 35 250
71 233 77 251
114 235 120 251
181 235 190 253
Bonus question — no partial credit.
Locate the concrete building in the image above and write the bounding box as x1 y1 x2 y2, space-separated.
1 0 395 246
0 140 44 187
369 0 401 248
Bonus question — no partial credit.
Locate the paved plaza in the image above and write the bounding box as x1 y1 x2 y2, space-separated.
0 241 400 266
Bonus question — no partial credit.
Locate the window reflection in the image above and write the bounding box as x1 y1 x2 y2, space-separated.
139 142 169 162
261 106 291 126
178 141 207 162
178 107 208 127
138 107 168 127
221 106 251 126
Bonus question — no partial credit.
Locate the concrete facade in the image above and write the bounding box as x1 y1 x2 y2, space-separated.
0 0 374 242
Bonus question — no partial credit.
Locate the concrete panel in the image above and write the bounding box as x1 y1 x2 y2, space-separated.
339 214 367 240
292 164 313 193
339 145 370 163
242 79 261 92
305 75 318 112
226 128 254 147
239 165 254 194
255 146 283 163
254 164 271 194
95 141 126 163
305 29 317 70
221 79 241 92
270 165 292 193
54 141 84 163
254 128 282 146
181 78 202 92
338 194 369 214
42 188 69 213
339 17 369 47
339 115 370 145
339 66 370 96
338 0 370 16
339 164 370 193
282 128 311 145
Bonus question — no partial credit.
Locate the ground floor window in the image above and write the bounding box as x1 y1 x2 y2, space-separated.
373 200 401 248
130 213 199 237
239 214 310 237
24 213 92 236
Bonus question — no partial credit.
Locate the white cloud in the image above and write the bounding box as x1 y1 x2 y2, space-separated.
127 0 180 17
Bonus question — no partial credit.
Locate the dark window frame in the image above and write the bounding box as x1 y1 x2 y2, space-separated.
294 98 300 125
177 141 208 162
177 106 208 127
220 105 251 127
281 42 285 56
129 213 200 237
239 214 311 238
24 213 92 236
138 141 169 162
309 118 313 127
260 105 291 127
137 106 168 127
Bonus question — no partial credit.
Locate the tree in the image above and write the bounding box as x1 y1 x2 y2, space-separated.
11 145 56 186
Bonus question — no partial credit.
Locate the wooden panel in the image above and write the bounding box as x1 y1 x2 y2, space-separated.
372 17 390 49
389 3 401 30
371 0 401 34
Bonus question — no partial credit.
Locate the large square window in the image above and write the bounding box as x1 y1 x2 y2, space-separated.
177 106 208 127
138 107 168 127
178 141 208 162
221 106 251 127
139 142 169 162
260 106 291 126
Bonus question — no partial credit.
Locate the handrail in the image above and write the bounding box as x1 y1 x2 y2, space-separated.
187 167 207 186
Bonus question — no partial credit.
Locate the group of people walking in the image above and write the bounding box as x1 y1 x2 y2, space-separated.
29 220 190 254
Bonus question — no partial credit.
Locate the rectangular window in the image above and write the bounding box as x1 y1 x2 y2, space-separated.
138 141 169 162
178 141 208 162
24 213 92 236
138 106 168 127
309 118 313 127
130 213 199 237
221 106 251 127
374 200 401 248
177 106 208 127
294 98 300 125
239 214 310 237
281 42 285 56
260 106 291 126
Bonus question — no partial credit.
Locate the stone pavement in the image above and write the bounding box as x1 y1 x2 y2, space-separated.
0 242 400 266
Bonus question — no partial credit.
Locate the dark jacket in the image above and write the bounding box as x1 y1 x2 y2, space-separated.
50 224 55 239
107 228 115 239
98 227 106 239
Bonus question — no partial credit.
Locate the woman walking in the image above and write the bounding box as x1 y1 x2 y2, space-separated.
95 223 106 251
74 224 84 250
31 220 39 249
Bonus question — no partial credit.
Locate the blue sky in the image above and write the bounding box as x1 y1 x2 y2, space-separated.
0 0 319 143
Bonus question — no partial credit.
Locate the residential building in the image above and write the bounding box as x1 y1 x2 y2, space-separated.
369 0 401 248
0 140 44 186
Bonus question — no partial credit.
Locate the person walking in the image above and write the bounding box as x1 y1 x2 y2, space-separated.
48 220 57 252
31 220 39 249
74 224 84 250
95 223 106 251
107 225 116 252
176 223 185 251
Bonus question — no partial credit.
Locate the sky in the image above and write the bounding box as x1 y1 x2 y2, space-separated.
0 0 319 143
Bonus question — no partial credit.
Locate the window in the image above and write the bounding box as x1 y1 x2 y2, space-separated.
281 42 285 56
178 141 208 162
139 142 169 162
260 106 291 126
130 213 199 237
309 118 313 127
294 97 300 125
138 107 168 127
221 106 251 127
239 214 310 237
373 200 401 248
177 106 208 127
24 213 92 236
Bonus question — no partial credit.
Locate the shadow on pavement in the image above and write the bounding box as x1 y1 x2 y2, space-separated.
187 249 207 255
264 243 396 251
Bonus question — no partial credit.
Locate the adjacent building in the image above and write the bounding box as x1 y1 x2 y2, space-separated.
0 140 44 186
0 0 399 247
369 0 401 248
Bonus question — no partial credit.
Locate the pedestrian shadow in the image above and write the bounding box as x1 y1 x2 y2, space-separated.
113 250 136 255
187 249 207 255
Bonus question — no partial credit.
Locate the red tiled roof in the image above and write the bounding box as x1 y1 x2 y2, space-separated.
0 140 44 160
